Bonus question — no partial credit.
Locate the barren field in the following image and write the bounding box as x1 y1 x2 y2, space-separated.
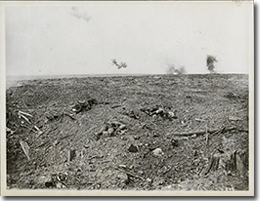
6 74 249 190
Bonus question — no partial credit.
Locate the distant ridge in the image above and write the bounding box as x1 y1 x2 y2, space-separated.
6 72 248 82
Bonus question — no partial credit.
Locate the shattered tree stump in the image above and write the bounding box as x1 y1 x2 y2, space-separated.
203 149 248 178
204 154 220 175
226 149 248 178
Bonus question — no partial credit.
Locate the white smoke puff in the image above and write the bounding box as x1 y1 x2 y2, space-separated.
71 7 91 22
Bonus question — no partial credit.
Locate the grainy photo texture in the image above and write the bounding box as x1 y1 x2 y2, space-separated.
1 1 254 196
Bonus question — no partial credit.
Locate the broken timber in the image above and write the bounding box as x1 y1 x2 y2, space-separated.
172 126 237 137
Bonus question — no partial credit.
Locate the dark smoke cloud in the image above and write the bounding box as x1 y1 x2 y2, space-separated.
71 7 91 22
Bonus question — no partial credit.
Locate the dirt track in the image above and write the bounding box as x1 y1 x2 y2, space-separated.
6 74 249 190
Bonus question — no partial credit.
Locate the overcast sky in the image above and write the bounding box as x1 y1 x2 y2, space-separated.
5 1 253 76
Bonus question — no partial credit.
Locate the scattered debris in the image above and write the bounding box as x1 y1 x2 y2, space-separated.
6 127 14 135
68 148 76 162
205 124 209 146
18 111 33 118
191 134 197 138
118 164 127 169
114 167 144 181
72 98 97 113
111 104 122 109
140 105 177 120
34 125 43 136
226 92 239 99
19 113 31 124
229 116 243 121
6 74 249 190
171 126 236 137
19 140 30 161
195 118 207 122
63 112 76 120
121 108 139 119
95 121 127 140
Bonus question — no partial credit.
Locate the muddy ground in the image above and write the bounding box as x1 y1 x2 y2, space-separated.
6 74 249 190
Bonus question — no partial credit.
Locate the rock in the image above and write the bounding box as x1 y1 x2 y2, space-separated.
153 177 165 186
56 182 64 189
134 135 140 140
107 128 114 136
119 124 126 130
146 178 152 183
109 121 122 128
119 130 127 135
6 127 14 135
128 144 138 153
71 104 82 113
39 175 52 184
117 172 129 184
102 131 109 136
98 125 108 134
45 181 55 188
57 172 68 182
152 148 164 157
191 134 197 138
53 140 59 146
118 164 127 168
40 175 55 188
171 139 178 147
138 170 144 175
168 111 177 118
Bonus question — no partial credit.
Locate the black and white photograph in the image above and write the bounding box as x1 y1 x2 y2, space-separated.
1 1 254 196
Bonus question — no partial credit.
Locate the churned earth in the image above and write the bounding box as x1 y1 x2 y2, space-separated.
6 74 249 190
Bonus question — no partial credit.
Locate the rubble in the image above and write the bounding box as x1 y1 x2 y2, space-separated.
71 98 97 113
229 116 243 121
95 121 127 140
140 105 177 120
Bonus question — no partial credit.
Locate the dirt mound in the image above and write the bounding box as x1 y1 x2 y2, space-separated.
6 74 249 190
